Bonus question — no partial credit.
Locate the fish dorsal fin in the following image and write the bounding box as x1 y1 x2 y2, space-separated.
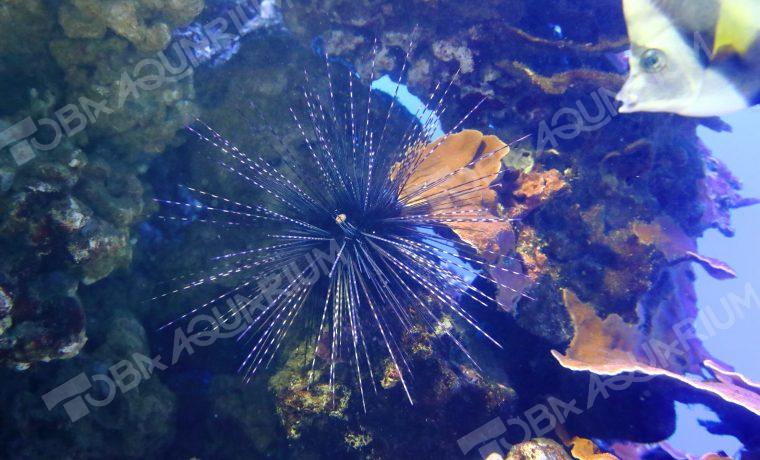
713 0 760 56
647 0 720 34
624 0 684 44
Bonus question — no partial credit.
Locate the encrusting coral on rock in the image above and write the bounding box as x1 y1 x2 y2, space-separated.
58 0 204 52
0 0 204 370
0 308 176 458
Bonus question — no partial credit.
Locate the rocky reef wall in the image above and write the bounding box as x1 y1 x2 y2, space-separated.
0 0 756 459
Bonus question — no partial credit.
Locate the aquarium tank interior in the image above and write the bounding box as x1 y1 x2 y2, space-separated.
0 0 758 459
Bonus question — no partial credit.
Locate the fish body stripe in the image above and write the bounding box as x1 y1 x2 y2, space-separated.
648 0 721 66
641 0 760 63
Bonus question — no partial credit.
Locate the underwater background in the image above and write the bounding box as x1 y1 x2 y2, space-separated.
0 0 758 459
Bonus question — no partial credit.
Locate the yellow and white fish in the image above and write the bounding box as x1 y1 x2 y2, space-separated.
616 0 760 117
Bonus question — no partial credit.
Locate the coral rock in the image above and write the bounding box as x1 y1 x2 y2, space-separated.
505 438 572 460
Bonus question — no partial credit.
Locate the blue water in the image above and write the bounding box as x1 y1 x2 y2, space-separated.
668 106 760 456
695 106 760 383
371 75 445 139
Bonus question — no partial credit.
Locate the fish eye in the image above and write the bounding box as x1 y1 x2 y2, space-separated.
640 48 667 73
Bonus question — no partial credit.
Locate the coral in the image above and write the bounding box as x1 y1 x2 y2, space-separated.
0 286 12 337
356 308 517 458
0 1 55 53
270 0 757 455
698 142 759 236
505 438 572 460
568 437 617 460
632 216 736 279
269 343 351 442
57 0 204 52
0 205 90 369
552 289 760 423
432 39 475 74
48 36 198 155
0 0 60 89
0 136 147 368
344 431 373 450
0 146 142 285
262 295 516 457
508 169 568 218
0 0 756 456
393 129 512 256
0 0 202 370
502 62 626 96
0 309 176 459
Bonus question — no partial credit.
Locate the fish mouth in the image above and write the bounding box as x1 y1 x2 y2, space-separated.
617 101 637 113
615 89 638 113
616 85 698 115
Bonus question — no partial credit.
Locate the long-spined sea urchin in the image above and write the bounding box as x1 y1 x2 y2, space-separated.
155 43 530 408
